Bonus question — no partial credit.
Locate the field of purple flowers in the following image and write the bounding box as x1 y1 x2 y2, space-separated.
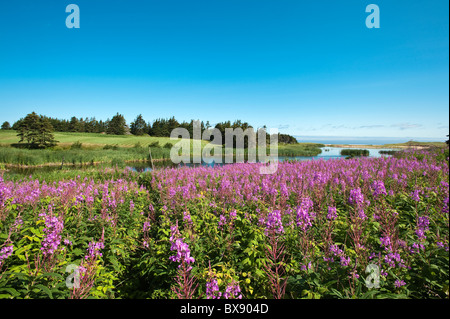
0 148 448 299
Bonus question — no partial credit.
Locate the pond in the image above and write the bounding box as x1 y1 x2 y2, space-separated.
2 147 398 176
277 147 398 162
127 147 398 173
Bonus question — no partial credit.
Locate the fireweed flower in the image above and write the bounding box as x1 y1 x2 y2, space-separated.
384 252 406 268
223 280 242 299
169 223 181 243
340 256 351 267
326 206 337 220
296 198 314 231
409 242 425 254
143 221 151 232
326 244 351 267
183 211 193 226
300 261 313 271
442 197 449 214
371 180 387 198
40 214 64 257
64 239 73 246
411 190 421 202
380 236 392 251
0 243 13 267
349 188 364 206
218 215 227 230
415 216 430 240
85 241 105 260
206 278 222 299
169 238 195 269
394 279 406 288
265 210 284 235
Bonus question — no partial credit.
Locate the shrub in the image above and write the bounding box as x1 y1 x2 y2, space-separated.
70 141 83 150
103 144 119 150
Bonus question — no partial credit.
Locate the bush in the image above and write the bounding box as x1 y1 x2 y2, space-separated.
340 149 369 156
70 141 83 150
379 150 398 155
103 144 119 150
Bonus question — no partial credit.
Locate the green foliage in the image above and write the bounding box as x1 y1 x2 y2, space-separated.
106 113 127 135
70 141 83 150
130 114 148 136
16 112 57 149
1 121 11 130
102 144 119 150
0 148 448 299
340 149 370 156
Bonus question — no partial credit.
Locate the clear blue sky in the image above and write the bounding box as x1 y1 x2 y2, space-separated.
0 0 448 140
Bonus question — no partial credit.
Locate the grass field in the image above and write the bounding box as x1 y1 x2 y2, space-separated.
0 130 179 148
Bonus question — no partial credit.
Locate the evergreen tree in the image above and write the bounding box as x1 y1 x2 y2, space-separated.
68 116 80 132
130 114 147 135
1 121 11 130
17 111 40 145
17 112 57 148
107 113 127 135
36 115 57 148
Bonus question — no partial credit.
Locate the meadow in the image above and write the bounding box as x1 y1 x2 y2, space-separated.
0 147 448 299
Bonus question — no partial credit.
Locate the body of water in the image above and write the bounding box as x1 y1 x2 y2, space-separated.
3 147 397 176
128 147 397 172
295 136 445 145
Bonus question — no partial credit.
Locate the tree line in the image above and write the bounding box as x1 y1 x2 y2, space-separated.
1 112 299 148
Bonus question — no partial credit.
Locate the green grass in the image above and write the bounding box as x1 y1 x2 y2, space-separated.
383 141 447 148
277 143 324 156
0 145 171 166
0 130 180 148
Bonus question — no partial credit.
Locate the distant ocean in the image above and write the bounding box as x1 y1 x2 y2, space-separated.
294 136 446 145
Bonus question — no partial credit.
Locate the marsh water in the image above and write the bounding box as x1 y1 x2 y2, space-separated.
128 147 397 173
3 147 398 176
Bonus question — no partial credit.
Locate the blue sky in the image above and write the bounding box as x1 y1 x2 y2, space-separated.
0 0 448 141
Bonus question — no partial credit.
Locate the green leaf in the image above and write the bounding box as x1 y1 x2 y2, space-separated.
0 287 20 298
40 272 64 281
35 284 53 299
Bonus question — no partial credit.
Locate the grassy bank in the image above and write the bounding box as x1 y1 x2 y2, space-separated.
0 145 171 166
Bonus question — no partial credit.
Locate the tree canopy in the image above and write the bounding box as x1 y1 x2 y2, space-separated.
10 113 299 144
16 112 57 148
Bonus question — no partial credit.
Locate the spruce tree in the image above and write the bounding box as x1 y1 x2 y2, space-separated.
130 114 147 136
107 113 127 135
17 112 57 148
1 121 11 130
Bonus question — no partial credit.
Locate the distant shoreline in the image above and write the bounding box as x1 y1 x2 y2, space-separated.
323 143 439 149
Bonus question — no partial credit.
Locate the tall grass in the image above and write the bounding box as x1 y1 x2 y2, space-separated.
0 145 171 166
